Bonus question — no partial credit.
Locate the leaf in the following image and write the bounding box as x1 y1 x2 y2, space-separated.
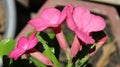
0 38 15 57
73 55 90 67
79 55 90 67
30 56 46 67
47 33 55 39
36 32 60 67
43 49 60 67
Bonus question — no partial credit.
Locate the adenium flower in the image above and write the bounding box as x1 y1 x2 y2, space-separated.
66 4 106 44
9 32 38 60
29 7 66 31
63 4 106 58
9 32 53 66
29 7 69 51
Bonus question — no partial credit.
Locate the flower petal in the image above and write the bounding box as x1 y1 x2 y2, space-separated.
58 4 68 23
75 29 95 44
83 15 106 34
29 18 50 31
9 48 25 60
27 32 38 50
73 7 91 30
29 32 36 40
17 37 28 50
28 38 38 50
39 8 61 25
66 4 77 31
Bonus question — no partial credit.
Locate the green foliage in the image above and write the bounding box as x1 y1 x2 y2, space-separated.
0 31 109 67
36 32 61 67
0 38 15 57
79 55 90 67
47 33 55 39
30 57 46 67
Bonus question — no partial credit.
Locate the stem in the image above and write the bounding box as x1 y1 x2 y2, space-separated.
36 32 60 67
90 43 96 49
66 48 72 67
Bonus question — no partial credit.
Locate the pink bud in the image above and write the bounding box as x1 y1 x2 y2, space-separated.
89 36 108 56
30 51 53 66
97 36 108 45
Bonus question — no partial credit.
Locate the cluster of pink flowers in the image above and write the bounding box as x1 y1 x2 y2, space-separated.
9 4 106 66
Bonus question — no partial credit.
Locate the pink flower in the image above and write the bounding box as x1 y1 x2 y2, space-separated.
29 7 66 31
9 32 38 60
66 4 106 44
29 7 69 52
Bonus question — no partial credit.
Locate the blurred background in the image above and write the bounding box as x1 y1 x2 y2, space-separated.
0 0 120 40
0 0 120 67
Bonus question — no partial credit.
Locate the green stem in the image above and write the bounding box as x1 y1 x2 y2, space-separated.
90 43 96 49
66 48 72 67
36 32 60 67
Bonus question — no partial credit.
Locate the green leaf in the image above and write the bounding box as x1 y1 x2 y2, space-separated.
73 55 90 67
0 38 15 57
43 49 60 67
47 33 55 39
79 55 90 67
36 32 60 67
30 56 46 67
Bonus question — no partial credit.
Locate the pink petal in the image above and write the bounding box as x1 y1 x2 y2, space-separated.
27 32 38 49
58 4 68 24
75 29 95 44
73 7 91 30
29 18 50 31
17 37 28 50
83 15 106 34
39 8 61 25
29 31 37 40
9 48 25 60
66 4 77 31
28 37 38 50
